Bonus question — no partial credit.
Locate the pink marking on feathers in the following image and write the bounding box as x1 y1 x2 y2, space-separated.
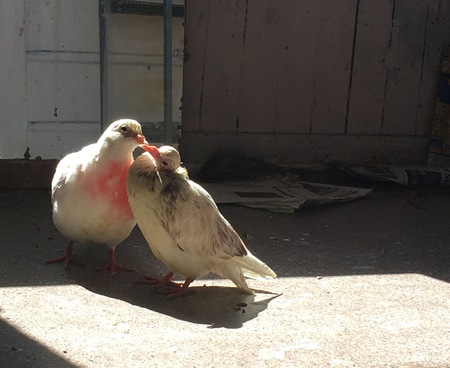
87 160 134 219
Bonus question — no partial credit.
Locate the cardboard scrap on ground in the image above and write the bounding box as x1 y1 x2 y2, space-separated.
201 180 371 213
339 165 450 188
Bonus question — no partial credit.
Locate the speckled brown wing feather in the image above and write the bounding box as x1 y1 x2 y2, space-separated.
158 176 248 260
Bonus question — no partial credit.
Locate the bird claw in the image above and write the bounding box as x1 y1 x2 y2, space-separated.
135 275 177 286
95 262 136 276
139 281 197 299
136 273 196 298
95 249 136 276
155 284 198 299
46 252 86 268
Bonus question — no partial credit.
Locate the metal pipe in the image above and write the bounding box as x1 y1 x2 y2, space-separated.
99 0 108 131
163 0 173 145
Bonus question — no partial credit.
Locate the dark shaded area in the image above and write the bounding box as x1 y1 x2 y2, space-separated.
196 148 391 190
0 319 77 367
196 149 450 195
0 159 57 189
64 265 279 329
197 148 288 183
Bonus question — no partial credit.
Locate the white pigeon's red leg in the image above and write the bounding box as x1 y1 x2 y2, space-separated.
137 272 196 298
95 249 136 276
46 241 85 268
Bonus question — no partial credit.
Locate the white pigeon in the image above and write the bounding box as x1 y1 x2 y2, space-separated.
126 145 277 297
48 119 148 275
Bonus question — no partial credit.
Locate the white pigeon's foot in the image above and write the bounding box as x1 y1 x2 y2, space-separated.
46 241 86 269
95 249 136 276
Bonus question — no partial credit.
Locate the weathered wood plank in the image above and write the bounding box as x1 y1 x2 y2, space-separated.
198 0 247 132
181 131 430 165
238 0 283 133
381 0 429 135
309 0 357 134
416 0 450 136
346 0 394 134
182 0 209 132
182 0 450 164
275 1 321 133
239 0 357 134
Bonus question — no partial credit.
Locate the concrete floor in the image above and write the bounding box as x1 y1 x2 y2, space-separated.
0 186 449 367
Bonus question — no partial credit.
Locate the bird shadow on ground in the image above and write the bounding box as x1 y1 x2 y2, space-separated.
65 261 280 329
0 187 279 330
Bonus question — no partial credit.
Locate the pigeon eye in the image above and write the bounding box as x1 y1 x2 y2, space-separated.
162 160 169 167
120 125 128 132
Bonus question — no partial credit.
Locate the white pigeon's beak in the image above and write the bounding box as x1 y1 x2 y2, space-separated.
141 145 161 160
135 134 149 145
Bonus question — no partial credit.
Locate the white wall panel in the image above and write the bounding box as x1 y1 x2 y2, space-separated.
26 52 100 123
26 121 101 159
0 0 27 159
26 0 98 52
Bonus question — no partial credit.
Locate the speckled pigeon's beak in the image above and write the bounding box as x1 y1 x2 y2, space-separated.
141 145 161 160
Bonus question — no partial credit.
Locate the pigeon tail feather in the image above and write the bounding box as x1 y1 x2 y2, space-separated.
212 252 276 294
232 252 277 280
215 264 253 294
